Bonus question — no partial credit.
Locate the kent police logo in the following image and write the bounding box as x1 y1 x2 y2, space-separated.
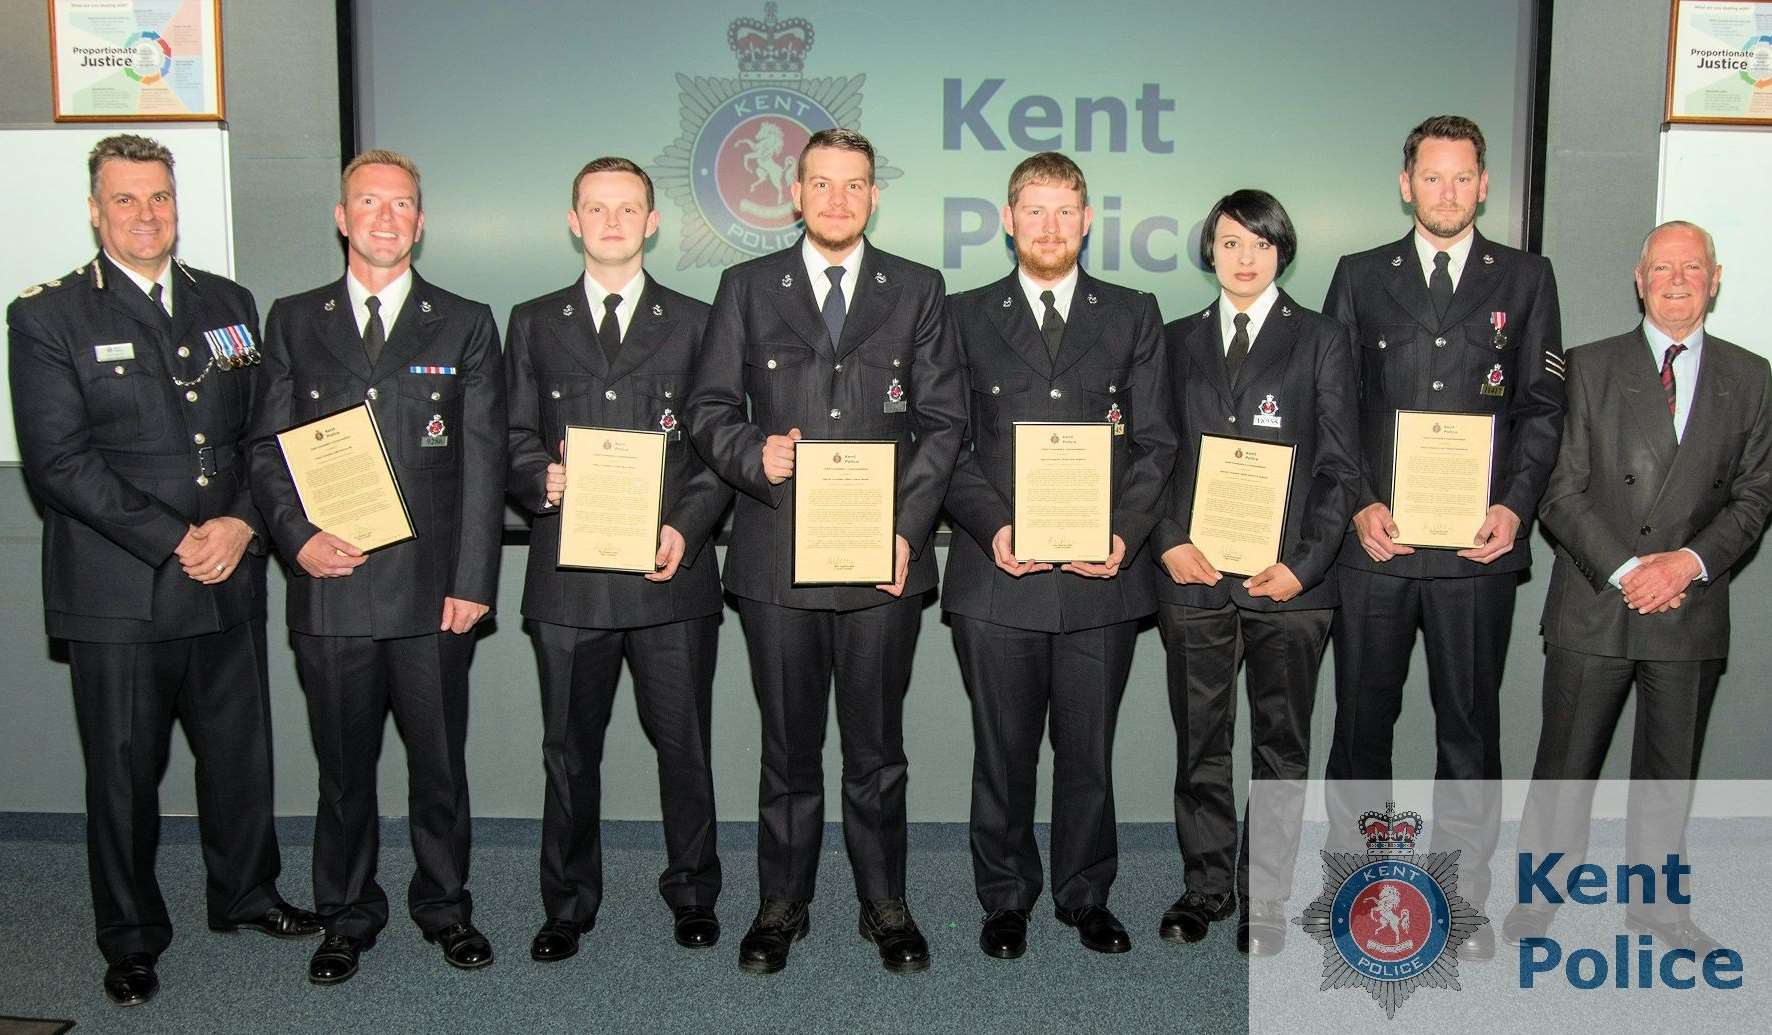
649 3 900 269
1297 802 1488 1019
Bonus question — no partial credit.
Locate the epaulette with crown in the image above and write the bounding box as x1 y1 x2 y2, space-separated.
14 266 87 301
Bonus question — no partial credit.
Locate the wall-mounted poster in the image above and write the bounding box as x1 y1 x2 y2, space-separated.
49 0 224 122
1666 0 1772 125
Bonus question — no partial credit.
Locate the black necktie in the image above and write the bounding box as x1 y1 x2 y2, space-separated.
363 295 385 365
598 293 624 366
1430 251 1454 323
1225 312 1251 387
822 267 847 349
1039 289 1064 361
148 281 172 332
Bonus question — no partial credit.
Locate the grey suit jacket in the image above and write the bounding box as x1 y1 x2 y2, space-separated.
1539 327 1772 661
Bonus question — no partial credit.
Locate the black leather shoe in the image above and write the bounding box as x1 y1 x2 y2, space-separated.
979 909 1030 960
426 921 494 970
1461 923 1496 960
103 954 158 1007
1501 906 1555 946
859 898 930 973
1055 904 1131 954
1160 890 1235 943
530 918 587 962
673 906 720 949
737 898 809 974
1238 899 1287 956
210 901 325 939
1625 913 1723 957
308 934 371 985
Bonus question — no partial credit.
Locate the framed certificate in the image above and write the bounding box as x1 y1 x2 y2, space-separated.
1665 0 1772 125
1188 434 1297 577
49 0 227 122
1012 422 1113 563
1389 410 1496 550
792 440 897 586
276 403 414 553
559 425 667 573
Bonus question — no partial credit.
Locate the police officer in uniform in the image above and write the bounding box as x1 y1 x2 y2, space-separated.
686 128 966 975
8 134 320 1008
248 149 505 985
506 157 731 960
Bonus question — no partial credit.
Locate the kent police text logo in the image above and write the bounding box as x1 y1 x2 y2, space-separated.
1297 802 1488 1018
648 3 900 269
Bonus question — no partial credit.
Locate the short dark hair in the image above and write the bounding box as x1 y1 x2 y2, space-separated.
1403 115 1487 172
1199 189 1297 275
1007 151 1088 208
799 128 875 183
571 156 655 211
88 134 175 197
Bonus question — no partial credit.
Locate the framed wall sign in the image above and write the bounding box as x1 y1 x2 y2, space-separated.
1666 0 1772 125
49 0 225 122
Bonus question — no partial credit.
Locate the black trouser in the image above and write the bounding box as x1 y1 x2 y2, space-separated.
68 622 282 963
951 614 1136 913
1158 601 1328 900
292 630 474 940
531 616 722 922
734 595 920 902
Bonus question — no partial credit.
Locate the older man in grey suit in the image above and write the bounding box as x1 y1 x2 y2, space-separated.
1505 220 1772 952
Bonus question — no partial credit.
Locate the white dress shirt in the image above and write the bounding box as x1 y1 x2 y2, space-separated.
583 268 645 339
346 268 413 337
802 237 864 314
1018 265 1079 323
109 253 174 317
1413 229 1475 291
1217 283 1281 355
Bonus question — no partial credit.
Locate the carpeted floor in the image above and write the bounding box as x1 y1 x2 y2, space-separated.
0 815 1247 1034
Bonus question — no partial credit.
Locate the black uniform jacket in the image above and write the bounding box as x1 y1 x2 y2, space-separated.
1151 292 1361 611
1540 329 1772 662
505 273 730 628
248 272 505 639
941 268 1177 634
1324 230 1565 578
9 252 266 642
685 237 966 612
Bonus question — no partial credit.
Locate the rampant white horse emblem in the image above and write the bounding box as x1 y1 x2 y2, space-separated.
1364 883 1412 945
735 121 797 212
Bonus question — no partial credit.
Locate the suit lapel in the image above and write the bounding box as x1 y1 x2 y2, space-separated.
369 272 445 382
1618 329 1679 478
544 280 608 376
983 272 1052 378
834 246 899 358
1649 335 1733 515
1185 302 1233 411
606 274 679 382
767 243 835 359
166 261 203 354
316 278 373 381
1441 230 1505 329
1231 290 1301 395
1378 233 1440 334
92 252 174 343
1050 270 1109 380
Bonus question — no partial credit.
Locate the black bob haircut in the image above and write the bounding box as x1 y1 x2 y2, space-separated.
1198 189 1297 276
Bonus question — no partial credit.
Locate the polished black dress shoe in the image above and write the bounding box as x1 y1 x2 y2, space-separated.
308 934 372 985
103 954 158 1007
1055 904 1131 954
979 908 1030 960
426 921 494 970
673 906 720 949
1160 890 1235 943
1238 899 1287 956
1461 923 1496 960
737 898 810 974
530 918 588 962
1501 906 1555 946
1626 913 1723 957
210 901 325 939
859 898 930 973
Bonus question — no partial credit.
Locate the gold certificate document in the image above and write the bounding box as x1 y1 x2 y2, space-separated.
559 426 667 573
276 403 414 553
1012 422 1113 563
1390 410 1496 549
1188 435 1297 577
793 440 897 585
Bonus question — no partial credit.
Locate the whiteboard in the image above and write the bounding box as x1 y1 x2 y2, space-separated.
1657 125 1772 356
0 123 235 465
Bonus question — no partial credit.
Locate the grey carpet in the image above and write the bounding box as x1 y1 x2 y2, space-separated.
0 815 1245 1034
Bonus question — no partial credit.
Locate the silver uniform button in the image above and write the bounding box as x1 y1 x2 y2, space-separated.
430 391 441 401
766 359 778 370
664 390 673 399
1432 380 1445 391
991 385 1001 395
309 389 321 399
366 388 379 401
1049 388 1063 399
891 358 901 368
1107 385 1117 394
177 346 190 358
605 389 617 401
185 390 199 403
1227 415 1238 423
1377 339 1388 350
829 408 842 419
195 474 209 487
114 365 126 375
1434 336 1448 348
550 390 561 399
193 432 206 445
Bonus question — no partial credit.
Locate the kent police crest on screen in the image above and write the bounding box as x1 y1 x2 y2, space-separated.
941 79 1185 272
1515 853 1744 990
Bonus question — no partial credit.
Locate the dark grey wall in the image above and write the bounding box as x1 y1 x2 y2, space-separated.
2 0 1765 828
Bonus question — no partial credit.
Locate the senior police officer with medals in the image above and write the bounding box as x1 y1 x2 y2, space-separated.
1151 190 1361 955
505 157 732 960
1321 116 1566 959
685 128 967 975
248 149 505 985
8 134 321 1008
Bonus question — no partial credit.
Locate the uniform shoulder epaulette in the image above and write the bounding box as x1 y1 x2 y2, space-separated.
15 266 86 300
